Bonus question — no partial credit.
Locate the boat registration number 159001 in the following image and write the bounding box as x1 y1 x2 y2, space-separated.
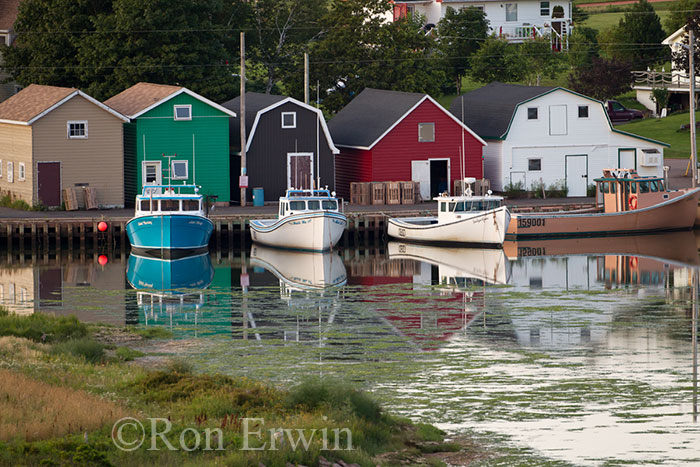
517 217 546 228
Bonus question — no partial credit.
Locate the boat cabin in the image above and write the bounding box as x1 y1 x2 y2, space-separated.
594 169 674 213
436 195 505 222
279 189 343 218
134 185 205 218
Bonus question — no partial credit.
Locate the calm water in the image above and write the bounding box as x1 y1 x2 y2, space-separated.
4 231 700 466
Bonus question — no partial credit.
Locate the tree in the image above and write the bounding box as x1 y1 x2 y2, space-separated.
666 0 700 33
519 36 565 86
0 0 111 88
469 36 524 84
567 26 600 69
311 0 445 113
567 57 633 101
670 14 700 79
77 0 244 102
437 6 489 95
611 0 667 69
572 4 590 25
249 0 328 95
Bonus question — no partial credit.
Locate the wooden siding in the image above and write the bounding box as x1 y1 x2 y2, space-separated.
134 93 231 202
32 95 125 208
0 123 33 204
246 101 335 201
335 148 372 199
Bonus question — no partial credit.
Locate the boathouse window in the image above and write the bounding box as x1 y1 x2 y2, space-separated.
639 181 650 193
527 107 538 120
171 160 188 180
140 199 151 211
18 163 25 181
289 201 305 210
174 105 192 121
578 105 589 118
7 162 13 183
160 200 179 211
418 123 435 142
281 112 296 129
308 200 320 210
322 200 337 210
505 3 517 21
528 159 541 171
0 160 3 178
67 121 87 139
183 200 200 211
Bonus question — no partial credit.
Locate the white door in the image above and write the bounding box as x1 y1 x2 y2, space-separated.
618 149 636 170
411 160 430 200
142 161 162 194
566 155 588 197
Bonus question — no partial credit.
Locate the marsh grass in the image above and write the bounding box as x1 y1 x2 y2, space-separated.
0 368 127 442
0 309 87 343
51 338 106 363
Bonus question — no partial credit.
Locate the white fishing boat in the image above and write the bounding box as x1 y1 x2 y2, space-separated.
249 189 347 251
387 179 510 245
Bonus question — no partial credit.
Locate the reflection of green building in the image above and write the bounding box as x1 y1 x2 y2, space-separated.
105 82 237 206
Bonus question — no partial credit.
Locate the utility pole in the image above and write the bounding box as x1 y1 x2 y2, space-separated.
304 52 310 105
691 28 697 187
240 32 247 206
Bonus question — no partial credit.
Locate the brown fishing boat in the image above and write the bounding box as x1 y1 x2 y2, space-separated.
507 169 700 239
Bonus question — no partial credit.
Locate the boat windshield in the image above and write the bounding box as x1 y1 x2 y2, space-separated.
289 201 306 210
445 199 501 212
322 200 337 210
182 200 200 211
308 200 320 210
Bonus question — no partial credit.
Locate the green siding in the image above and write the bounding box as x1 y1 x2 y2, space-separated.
123 123 137 207
130 93 231 202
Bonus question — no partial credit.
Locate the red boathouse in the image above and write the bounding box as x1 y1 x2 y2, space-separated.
328 88 486 200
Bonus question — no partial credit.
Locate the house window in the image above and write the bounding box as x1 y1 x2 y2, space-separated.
506 3 517 21
174 105 192 121
281 112 296 129
527 107 538 120
67 121 87 139
145 164 158 184
418 123 435 142
171 160 188 180
18 163 25 181
0 34 6 46
7 162 13 183
528 159 541 171
540 1 550 16
578 105 589 118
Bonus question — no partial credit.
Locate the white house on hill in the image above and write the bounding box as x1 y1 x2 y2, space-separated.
450 83 669 197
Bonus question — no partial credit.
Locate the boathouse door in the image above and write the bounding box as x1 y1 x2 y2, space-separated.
37 162 61 207
565 155 588 197
411 160 430 200
287 153 313 189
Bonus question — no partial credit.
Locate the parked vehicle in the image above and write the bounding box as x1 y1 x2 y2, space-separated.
606 100 644 122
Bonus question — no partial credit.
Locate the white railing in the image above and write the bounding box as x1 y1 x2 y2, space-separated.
632 70 700 89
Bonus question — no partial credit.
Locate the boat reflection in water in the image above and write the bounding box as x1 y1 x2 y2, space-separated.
126 249 215 329
385 242 509 349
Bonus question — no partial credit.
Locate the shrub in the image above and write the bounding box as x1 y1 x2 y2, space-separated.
132 327 173 339
503 181 525 199
51 338 105 363
587 184 597 197
287 378 383 422
0 311 88 343
546 180 568 198
115 346 144 362
530 180 546 199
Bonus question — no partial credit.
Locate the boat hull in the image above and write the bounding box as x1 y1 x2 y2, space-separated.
507 188 700 239
250 244 347 290
249 212 347 252
387 207 510 245
127 251 215 290
126 214 214 250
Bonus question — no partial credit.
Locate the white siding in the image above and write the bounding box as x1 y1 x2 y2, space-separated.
483 139 504 190
500 90 665 196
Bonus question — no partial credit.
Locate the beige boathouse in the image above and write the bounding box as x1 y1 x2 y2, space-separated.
0 84 128 208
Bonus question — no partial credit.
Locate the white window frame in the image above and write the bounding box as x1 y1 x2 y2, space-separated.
7 161 13 183
171 160 189 180
174 105 192 121
67 120 88 139
527 107 538 120
281 112 297 129
578 105 589 119
418 122 435 142
18 162 25 181
528 158 542 171
540 1 550 16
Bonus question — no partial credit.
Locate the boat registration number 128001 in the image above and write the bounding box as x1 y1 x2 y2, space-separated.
517 218 546 228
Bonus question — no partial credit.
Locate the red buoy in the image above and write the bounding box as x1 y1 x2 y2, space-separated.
98 255 108 266
98 221 108 232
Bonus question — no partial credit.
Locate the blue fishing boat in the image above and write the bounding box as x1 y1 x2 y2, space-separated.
126 184 213 252
126 250 214 291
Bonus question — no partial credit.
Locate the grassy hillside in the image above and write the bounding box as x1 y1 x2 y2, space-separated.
617 111 700 158
582 9 671 34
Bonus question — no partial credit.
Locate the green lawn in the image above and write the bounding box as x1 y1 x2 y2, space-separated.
582 10 671 33
617 111 700 158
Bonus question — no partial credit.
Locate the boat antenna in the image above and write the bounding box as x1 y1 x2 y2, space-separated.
192 134 196 186
461 96 466 185
316 80 321 191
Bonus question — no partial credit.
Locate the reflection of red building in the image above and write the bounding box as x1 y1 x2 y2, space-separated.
599 255 670 288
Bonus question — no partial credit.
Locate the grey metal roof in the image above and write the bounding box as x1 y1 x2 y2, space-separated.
449 82 555 139
221 92 287 149
328 88 426 148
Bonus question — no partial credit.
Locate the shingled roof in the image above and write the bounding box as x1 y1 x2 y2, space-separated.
0 0 20 31
221 92 287 149
449 82 555 139
328 88 427 148
0 84 76 122
104 82 182 118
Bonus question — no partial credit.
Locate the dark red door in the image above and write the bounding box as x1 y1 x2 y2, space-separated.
37 162 61 207
289 155 311 189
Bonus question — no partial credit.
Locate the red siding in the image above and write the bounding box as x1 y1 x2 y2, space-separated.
335 147 372 199
371 99 484 186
